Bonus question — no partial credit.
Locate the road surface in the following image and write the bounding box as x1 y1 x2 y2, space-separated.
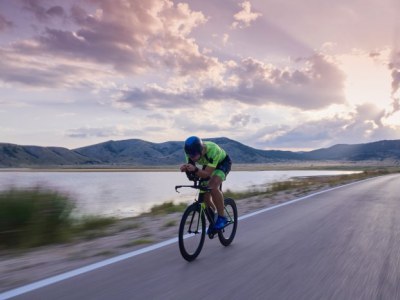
3 174 400 299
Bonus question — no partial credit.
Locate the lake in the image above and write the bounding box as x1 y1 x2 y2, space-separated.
0 170 358 217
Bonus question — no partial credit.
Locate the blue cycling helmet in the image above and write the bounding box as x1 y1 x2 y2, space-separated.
184 136 203 156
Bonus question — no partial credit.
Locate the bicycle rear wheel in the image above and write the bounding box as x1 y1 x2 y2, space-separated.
218 198 238 246
178 203 206 261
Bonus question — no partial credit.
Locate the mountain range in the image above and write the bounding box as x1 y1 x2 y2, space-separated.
1 138 400 167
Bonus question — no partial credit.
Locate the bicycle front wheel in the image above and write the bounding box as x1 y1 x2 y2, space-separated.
218 198 238 246
178 203 206 261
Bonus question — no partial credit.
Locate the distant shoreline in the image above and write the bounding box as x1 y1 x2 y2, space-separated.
0 160 398 172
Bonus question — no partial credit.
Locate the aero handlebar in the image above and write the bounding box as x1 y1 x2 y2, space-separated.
175 181 212 193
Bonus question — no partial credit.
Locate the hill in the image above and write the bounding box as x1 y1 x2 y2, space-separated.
303 140 400 161
1 138 400 167
74 139 183 165
73 137 305 165
0 143 98 167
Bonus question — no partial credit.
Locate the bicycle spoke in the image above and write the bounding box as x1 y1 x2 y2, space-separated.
179 204 206 261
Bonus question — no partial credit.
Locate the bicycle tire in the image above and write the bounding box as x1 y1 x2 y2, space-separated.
178 203 206 261
218 198 238 246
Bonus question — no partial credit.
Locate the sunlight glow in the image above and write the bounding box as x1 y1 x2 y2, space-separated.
339 50 392 109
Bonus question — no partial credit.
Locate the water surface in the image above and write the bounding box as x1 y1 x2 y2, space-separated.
0 170 357 217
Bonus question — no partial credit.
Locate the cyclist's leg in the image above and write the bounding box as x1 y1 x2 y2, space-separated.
208 175 224 216
203 192 216 211
209 156 231 228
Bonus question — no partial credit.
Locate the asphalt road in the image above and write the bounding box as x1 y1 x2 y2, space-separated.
5 174 400 300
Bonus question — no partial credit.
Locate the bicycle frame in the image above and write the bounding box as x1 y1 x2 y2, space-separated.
175 181 233 233
187 202 208 234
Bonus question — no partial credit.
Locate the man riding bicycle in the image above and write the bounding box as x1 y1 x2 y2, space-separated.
180 136 232 232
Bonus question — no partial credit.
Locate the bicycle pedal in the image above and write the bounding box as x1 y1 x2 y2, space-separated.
208 233 215 239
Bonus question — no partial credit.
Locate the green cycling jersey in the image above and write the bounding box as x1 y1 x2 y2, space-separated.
185 141 226 168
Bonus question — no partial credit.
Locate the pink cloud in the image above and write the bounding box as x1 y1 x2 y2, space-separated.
203 54 346 109
231 1 262 29
388 51 400 114
14 0 213 75
119 54 346 111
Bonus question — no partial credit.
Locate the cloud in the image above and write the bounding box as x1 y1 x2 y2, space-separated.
0 14 13 31
10 0 214 76
256 103 397 150
204 54 346 109
0 48 113 89
5 0 342 113
118 84 200 109
222 34 229 46
118 54 346 111
231 1 262 29
21 0 66 22
388 50 400 115
67 126 142 138
230 113 251 127
172 112 226 133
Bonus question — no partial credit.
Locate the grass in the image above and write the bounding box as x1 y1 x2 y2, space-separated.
0 185 186 249
0 185 181 249
117 222 141 232
148 201 188 215
74 216 117 231
224 188 267 200
0 187 115 248
225 168 399 200
163 220 177 228
0 187 74 248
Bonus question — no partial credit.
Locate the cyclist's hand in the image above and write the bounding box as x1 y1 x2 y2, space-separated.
185 164 197 172
180 164 190 172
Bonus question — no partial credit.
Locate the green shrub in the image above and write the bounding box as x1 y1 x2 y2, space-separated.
149 201 187 215
224 188 267 200
0 187 75 248
75 216 116 231
163 220 177 228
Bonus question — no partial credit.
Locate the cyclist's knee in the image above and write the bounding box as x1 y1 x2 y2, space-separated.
209 185 222 198
208 176 222 189
208 184 221 195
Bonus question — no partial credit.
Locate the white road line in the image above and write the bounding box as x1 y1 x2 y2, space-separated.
238 178 370 220
0 177 373 300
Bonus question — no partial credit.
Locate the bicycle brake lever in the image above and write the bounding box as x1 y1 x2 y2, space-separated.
175 186 181 193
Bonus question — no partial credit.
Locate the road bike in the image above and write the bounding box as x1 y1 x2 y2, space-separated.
175 179 238 261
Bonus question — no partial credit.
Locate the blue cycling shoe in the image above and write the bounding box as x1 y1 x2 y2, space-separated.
214 215 227 230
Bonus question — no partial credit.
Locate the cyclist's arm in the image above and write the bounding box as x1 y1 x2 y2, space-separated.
180 157 195 172
183 163 213 179
195 166 214 179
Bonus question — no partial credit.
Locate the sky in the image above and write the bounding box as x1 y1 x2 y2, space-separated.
0 0 400 151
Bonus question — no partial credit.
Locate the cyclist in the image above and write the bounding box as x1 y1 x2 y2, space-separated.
180 136 232 232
